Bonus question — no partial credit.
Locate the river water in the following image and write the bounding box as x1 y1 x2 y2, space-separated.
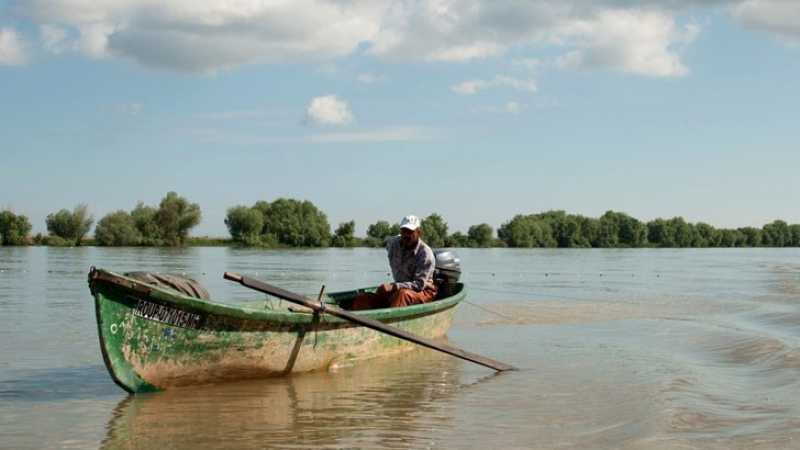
1 246 799 449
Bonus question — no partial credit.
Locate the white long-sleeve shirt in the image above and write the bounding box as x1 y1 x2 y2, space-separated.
386 235 435 292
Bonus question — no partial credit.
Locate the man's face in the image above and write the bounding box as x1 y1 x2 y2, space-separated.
400 228 420 248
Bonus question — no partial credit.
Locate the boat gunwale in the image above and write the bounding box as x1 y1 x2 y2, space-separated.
89 267 466 327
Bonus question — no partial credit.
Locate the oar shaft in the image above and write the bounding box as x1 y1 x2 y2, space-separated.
223 272 516 372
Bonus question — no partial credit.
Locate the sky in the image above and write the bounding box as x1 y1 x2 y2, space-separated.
1 0 799 238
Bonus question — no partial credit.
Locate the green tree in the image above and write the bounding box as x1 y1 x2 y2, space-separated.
740 227 762 247
790 224 800 247
608 211 647 247
693 222 722 247
94 210 143 246
365 220 396 247
596 213 620 248
252 200 271 219
467 223 494 248
590 211 645 248
578 216 600 247
421 213 448 248
225 205 264 245
532 210 577 247
719 228 747 247
94 192 201 247
646 218 671 247
260 198 330 247
446 231 469 247
332 220 357 247
498 215 529 247
0 210 32 245
45 203 94 246
670 217 696 248
498 215 552 247
155 191 202 246
131 202 161 246
557 216 586 247
762 220 790 247
648 216 706 248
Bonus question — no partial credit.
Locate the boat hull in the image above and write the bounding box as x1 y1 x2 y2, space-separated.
89 268 465 393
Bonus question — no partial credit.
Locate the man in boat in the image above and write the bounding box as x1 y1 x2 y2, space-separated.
352 215 438 310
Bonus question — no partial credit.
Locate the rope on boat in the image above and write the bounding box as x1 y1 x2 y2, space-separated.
461 299 517 322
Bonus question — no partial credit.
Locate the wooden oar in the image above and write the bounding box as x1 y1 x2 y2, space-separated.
224 272 517 372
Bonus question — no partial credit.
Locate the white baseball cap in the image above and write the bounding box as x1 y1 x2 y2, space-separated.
400 215 421 230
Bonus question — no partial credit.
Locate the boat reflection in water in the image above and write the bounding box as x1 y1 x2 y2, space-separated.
101 346 484 450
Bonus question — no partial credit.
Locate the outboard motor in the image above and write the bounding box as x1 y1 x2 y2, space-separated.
433 249 461 298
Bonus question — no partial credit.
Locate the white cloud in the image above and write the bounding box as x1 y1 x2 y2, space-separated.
305 94 355 126
555 50 584 71
11 0 798 77
126 102 144 116
74 23 113 58
426 41 507 62
0 27 31 66
19 0 385 73
732 0 800 47
367 0 511 62
465 102 525 116
40 22 113 59
367 2 703 76
552 9 699 77
40 24 68 54
452 75 537 95
107 102 144 116
506 101 522 115
358 73 386 84
496 75 537 92
511 58 541 71
452 79 490 95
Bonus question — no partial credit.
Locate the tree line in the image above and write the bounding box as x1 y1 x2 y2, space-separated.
0 192 200 247
1 192 799 248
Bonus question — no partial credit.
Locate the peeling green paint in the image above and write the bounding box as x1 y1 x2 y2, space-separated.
89 268 466 394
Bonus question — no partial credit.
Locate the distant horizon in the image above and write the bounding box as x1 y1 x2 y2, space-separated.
5 202 796 240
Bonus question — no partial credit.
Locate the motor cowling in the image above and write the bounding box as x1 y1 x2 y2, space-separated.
433 249 461 298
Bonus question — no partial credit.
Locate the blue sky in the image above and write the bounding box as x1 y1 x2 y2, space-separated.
1 0 799 238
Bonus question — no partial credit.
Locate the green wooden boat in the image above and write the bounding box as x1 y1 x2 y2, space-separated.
88 267 467 394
